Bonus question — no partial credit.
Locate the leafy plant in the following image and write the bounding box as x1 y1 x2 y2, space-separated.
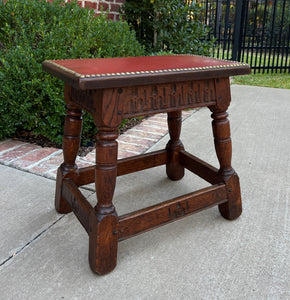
0 0 144 144
122 0 215 55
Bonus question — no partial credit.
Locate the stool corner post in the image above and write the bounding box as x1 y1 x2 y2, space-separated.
88 127 119 275
166 110 185 181
54 166 72 214
219 172 242 220
54 85 83 214
210 107 242 220
88 211 119 275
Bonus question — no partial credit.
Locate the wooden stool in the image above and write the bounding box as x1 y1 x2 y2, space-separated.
42 55 250 275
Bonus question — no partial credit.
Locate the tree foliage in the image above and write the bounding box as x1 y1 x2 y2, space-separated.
122 0 215 55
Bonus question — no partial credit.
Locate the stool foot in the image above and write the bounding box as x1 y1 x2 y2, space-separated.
89 213 119 275
219 174 242 220
55 166 72 214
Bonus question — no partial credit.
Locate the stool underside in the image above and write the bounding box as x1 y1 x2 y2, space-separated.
61 149 230 240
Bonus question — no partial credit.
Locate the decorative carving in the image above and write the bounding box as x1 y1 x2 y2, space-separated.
69 79 217 120
122 80 216 117
168 202 189 219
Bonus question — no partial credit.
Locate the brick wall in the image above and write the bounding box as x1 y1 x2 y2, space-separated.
54 0 125 21
80 0 125 20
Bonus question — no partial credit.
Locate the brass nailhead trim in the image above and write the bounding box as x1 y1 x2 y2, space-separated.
44 60 248 80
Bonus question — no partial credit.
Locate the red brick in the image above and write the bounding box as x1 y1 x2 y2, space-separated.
106 13 115 20
0 140 25 153
85 1 97 9
145 120 168 129
117 135 156 147
147 116 167 122
134 123 168 135
118 150 135 159
75 158 95 168
83 152 95 163
0 144 39 162
118 142 146 153
126 128 164 139
11 147 59 168
98 2 109 11
110 3 120 13
31 152 64 173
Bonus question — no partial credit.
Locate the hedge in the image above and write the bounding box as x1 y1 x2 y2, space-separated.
0 0 144 144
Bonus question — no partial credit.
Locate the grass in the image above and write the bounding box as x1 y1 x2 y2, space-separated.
232 71 290 89
214 49 290 89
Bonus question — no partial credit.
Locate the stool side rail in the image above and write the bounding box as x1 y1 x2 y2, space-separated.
64 149 221 187
62 178 93 233
118 184 228 241
60 148 226 237
64 150 168 187
179 150 220 185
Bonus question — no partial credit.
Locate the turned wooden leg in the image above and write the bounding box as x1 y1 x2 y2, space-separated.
55 86 83 214
211 109 242 220
89 128 119 275
166 110 185 181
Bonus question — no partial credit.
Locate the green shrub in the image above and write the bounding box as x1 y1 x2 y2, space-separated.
0 0 144 144
122 0 215 55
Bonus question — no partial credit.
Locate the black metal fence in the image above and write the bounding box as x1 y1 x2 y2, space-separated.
197 0 290 73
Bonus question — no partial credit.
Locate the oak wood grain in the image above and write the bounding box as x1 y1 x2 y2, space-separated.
118 184 227 240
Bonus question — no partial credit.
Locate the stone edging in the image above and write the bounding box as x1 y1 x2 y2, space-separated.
0 111 194 180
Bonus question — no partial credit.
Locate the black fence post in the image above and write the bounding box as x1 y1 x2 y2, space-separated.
215 0 223 37
232 0 244 61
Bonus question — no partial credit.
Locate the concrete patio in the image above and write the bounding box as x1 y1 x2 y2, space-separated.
0 85 289 299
